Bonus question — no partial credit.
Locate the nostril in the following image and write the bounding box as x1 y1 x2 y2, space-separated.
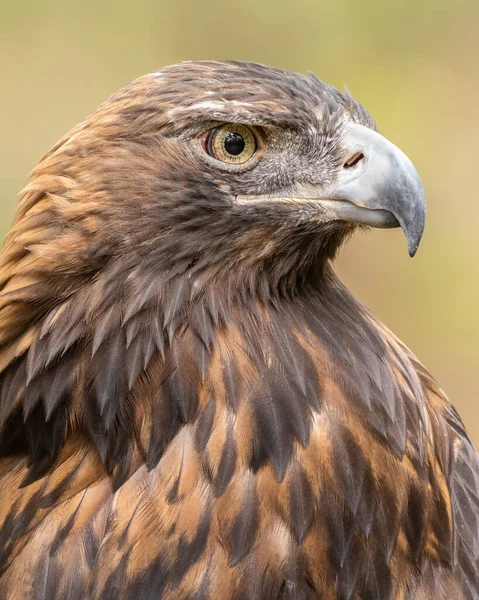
344 152 364 169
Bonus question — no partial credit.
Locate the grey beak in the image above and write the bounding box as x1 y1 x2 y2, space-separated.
236 121 426 256
324 122 426 257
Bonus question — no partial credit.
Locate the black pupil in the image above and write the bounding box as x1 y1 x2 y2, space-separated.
224 132 245 156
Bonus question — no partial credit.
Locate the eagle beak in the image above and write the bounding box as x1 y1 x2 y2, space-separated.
317 121 426 257
236 122 426 256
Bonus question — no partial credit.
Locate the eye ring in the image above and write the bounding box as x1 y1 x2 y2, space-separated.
203 124 258 165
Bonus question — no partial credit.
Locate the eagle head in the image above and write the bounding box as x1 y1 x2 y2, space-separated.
13 61 425 304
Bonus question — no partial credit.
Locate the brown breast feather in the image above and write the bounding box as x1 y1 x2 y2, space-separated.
0 272 477 599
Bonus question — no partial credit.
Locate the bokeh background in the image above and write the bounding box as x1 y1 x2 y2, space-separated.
1 0 478 443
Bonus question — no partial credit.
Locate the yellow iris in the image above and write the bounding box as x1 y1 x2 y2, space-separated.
208 124 257 164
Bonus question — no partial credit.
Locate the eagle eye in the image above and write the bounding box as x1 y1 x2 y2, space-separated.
204 124 257 165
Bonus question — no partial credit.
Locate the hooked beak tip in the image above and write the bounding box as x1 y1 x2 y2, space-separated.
397 191 426 258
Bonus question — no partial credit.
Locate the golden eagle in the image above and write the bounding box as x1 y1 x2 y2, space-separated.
0 61 477 599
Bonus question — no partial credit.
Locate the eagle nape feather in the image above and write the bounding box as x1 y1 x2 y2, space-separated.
0 60 477 600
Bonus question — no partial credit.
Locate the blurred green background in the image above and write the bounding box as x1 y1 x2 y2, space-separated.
1 0 478 443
